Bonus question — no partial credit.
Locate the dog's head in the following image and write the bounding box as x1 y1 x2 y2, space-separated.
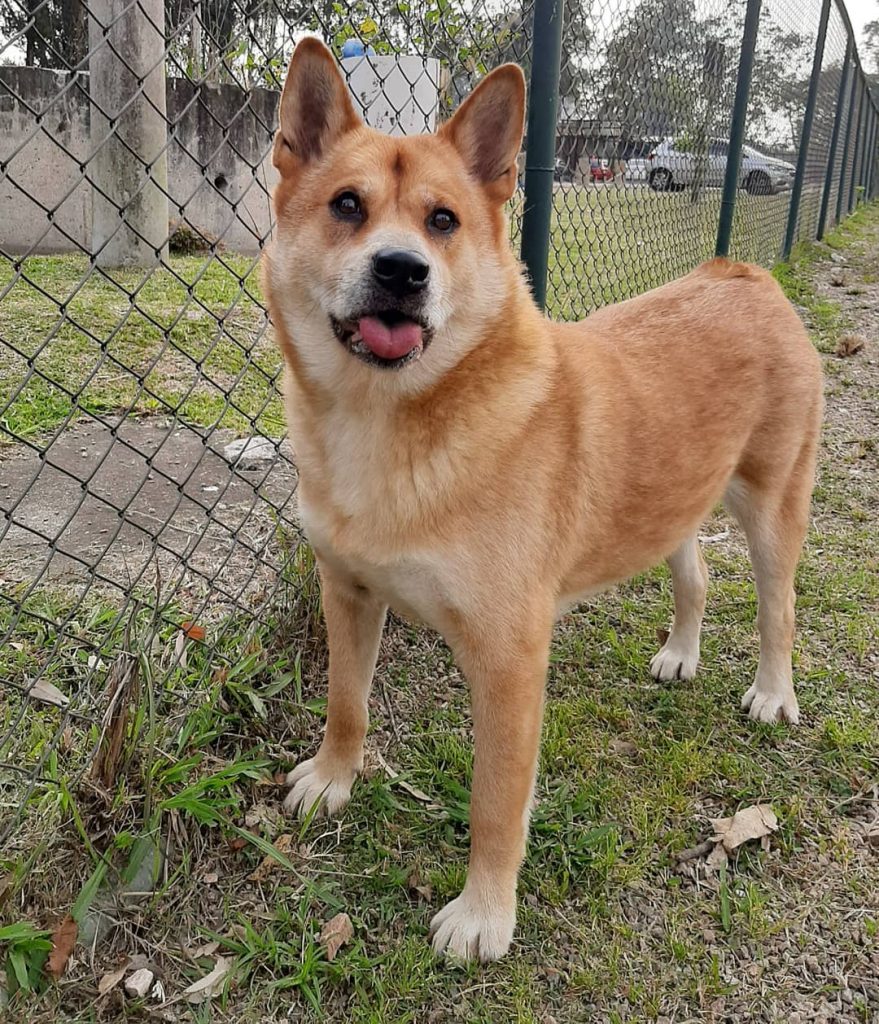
265 38 526 395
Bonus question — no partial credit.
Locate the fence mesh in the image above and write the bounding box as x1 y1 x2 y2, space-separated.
1 0 877 850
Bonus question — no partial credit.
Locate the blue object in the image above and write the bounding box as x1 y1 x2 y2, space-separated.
341 39 375 58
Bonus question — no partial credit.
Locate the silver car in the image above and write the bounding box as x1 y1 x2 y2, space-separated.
648 137 795 195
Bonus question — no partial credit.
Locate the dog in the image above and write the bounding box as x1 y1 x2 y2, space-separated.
262 38 823 962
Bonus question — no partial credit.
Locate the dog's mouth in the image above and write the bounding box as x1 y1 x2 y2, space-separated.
330 311 432 369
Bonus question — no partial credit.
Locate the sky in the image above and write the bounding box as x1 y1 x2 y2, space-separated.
847 0 877 60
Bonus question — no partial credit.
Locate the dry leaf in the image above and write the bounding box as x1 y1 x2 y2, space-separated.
407 872 433 902
655 627 670 647
247 833 295 882
98 963 128 996
124 967 154 998
836 334 865 357
320 912 353 961
188 941 220 960
181 620 206 642
374 749 439 807
705 842 729 873
46 914 77 979
711 804 778 852
228 836 247 852
173 631 187 671
609 739 638 756
183 956 231 1003
202 872 219 885
27 679 69 708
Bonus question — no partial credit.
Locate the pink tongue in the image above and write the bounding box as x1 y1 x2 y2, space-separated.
358 316 423 360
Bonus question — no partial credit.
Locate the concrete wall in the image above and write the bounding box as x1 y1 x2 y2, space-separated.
0 60 443 258
0 66 279 256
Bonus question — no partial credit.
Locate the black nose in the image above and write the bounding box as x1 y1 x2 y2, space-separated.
371 249 430 298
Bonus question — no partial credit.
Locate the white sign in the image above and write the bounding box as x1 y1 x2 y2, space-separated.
341 55 441 136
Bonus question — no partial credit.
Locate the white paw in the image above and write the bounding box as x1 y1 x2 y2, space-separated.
428 889 516 964
282 757 356 818
741 682 800 725
650 636 699 682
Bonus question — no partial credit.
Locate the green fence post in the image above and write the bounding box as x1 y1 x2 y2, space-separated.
866 108 878 201
847 78 864 214
520 0 564 311
835 62 858 224
860 108 872 203
817 39 851 240
715 0 762 257
782 0 831 258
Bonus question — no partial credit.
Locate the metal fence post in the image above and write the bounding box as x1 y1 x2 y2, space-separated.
520 0 564 310
847 78 864 214
817 39 851 240
866 108 878 201
88 0 169 266
782 0 831 258
835 62 858 224
715 0 762 258
856 104 873 205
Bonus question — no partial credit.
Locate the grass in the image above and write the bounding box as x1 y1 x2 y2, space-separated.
1 200 879 1021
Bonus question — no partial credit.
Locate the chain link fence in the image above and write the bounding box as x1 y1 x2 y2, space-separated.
1 0 877 848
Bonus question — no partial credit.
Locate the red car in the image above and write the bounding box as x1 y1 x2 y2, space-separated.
589 156 613 183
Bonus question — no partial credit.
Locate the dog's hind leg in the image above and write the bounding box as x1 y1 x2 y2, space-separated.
724 438 816 725
650 534 708 682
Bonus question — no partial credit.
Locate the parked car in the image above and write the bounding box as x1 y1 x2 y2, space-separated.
647 137 795 195
588 156 614 183
626 157 651 183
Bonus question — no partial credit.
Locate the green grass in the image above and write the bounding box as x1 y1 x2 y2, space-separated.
2 202 879 1021
0 252 284 442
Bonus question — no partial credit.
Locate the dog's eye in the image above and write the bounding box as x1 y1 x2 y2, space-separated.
429 208 457 233
332 191 362 220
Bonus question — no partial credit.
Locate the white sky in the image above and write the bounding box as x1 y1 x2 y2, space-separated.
847 0 877 57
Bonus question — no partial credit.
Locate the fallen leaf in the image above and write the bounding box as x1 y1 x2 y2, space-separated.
407 872 433 901
188 941 220 960
711 804 778 852
248 833 295 882
706 842 729 873
320 912 353 961
676 840 714 863
181 621 206 642
124 967 154 998
609 739 638 756
46 914 77 979
228 836 247 852
244 801 279 828
655 627 670 647
27 679 69 708
183 956 231 1003
202 872 219 885
98 963 128 996
173 631 187 671
836 334 865 358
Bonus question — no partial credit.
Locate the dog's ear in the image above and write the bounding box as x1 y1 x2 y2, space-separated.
439 64 526 203
274 37 361 176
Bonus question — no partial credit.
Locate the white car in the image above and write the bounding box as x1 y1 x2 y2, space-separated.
647 137 795 195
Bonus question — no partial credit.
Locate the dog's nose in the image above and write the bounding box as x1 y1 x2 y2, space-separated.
372 249 430 298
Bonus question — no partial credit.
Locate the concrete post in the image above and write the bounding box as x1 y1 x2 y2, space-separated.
88 0 168 266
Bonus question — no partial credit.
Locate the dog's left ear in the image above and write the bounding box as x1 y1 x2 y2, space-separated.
274 37 362 177
439 64 526 203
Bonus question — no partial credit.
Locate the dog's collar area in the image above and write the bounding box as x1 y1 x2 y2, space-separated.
330 312 433 369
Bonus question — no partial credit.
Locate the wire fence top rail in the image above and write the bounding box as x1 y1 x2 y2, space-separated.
0 0 877 845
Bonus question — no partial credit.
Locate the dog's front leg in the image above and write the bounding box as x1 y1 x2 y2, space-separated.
430 614 552 963
284 564 387 818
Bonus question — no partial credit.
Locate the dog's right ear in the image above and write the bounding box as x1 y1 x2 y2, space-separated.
273 37 361 177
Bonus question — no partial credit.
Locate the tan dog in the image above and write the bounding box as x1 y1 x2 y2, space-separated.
263 39 823 962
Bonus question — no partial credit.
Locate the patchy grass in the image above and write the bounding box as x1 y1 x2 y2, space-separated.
2 204 879 1022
